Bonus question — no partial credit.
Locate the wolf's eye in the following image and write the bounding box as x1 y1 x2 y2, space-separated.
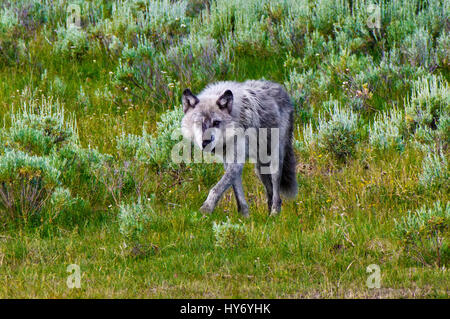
212 120 221 127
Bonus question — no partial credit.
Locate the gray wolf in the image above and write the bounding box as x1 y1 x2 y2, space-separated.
181 80 297 217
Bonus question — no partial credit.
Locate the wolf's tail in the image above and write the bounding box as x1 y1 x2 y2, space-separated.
280 118 298 199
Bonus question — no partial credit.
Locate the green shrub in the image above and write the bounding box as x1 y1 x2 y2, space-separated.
419 150 449 189
400 28 434 68
46 186 89 225
212 217 247 249
137 107 184 169
76 85 91 109
370 107 405 152
5 97 76 156
117 107 184 170
113 35 173 104
394 201 449 267
405 74 449 133
50 76 67 96
0 6 19 30
0 6 21 65
116 133 143 160
54 143 110 202
118 200 152 243
104 108 186 205
54 25 89 59
316 100 360 160
0 95 110 222
162 33 230 89
435 31 449 71
0 150 59 222
413 125 436 148
107 107 189 205
436 114 449 146
294 122 315 155
284 68 325 115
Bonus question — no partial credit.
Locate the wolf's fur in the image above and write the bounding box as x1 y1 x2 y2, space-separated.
181 80 297 216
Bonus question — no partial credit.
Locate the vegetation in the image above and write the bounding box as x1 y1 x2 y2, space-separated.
0 0 448 298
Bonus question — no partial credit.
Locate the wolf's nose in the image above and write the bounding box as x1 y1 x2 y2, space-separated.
202 139 212 149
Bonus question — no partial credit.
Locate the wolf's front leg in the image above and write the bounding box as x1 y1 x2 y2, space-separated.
200 163 244 214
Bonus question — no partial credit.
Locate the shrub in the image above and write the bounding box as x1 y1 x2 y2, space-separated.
117 107 184 170
436 114 449 146
116 133 143 160
0 95 110 222
162 33 231 89
435 31 449 71
0 6 19 30
88 1 138 40
46 186 89 225
106 107 188 205
212 217 247 249
0 150 59 222
76 85 91 109
186 0 210 18
316 100 359 160
299 30 331 70
0 6 20 65
118 200 152 243
405 74 449 133
50 76 67 96
413 125 436 148
400 28 434 68
5 97 76 156
137 107 184 169
294 121 316 155
114 35 171 104
144 0 189 37
419 150 449 189
54 143 111 202
103 108 186 205
369 107 405 151
54 25 89 59
394 201 449 267
200 0 268 48
284 68 323 115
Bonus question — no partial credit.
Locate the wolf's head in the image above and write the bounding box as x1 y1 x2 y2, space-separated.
181 88 236 153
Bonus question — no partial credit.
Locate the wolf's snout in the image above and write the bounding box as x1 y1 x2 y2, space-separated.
202 136 214 149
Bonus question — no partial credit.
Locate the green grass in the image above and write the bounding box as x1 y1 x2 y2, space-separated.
0 0 448 298
0 147 447 298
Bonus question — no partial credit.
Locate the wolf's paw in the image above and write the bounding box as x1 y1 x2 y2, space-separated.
269 199 282 216
239 205 250 218
200 203 214 215
269 208 280 217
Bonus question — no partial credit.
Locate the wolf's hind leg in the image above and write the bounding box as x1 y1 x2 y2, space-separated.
269 164 283 216
256 167 273 211
232 178 249 217
200 163 244 214
224 163 249 216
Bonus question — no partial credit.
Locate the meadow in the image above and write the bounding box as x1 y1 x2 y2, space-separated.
0 0 448 298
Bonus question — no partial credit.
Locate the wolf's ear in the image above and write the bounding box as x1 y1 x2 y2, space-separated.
182 89 199 113
217 90 233 113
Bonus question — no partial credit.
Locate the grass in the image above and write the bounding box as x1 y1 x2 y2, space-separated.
0 0 448 298
0 146 447 298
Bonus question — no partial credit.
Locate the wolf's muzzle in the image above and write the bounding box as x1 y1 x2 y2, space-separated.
202 136 214 149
